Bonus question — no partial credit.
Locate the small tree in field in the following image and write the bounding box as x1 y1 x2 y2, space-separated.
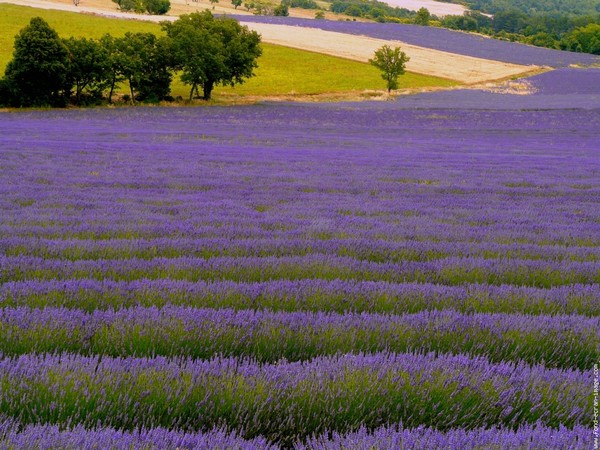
369 45 409 94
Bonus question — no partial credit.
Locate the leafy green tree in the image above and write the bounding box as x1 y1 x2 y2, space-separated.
3 17 71 107
144 0 171 14
163 11 262 101
369 45 410 93
492 9 528 33
344 4 363 17
112 0 143 12
561 23 600 54
274 2 290 16
231 0 242 8
116 32 173 102
527 31 558 48
414 7 431 25
99 34 125 103
112 0 170 14
63 37 111 104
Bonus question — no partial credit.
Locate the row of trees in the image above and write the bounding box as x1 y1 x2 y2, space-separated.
112 0 171 15
441 11 600 54
0 13 262 107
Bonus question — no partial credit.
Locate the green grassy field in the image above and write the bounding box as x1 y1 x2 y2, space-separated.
0 4 458 100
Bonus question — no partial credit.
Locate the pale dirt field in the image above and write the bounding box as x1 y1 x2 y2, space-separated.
1 0 537 85
377 0 465 16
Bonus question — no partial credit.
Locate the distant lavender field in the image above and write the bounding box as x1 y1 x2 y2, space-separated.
235 16 600 67
0 102 598 448
371 68 600 109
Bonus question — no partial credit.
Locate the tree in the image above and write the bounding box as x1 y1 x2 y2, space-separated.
527 31 557 49
561 24 600 54
99 34 125 103
116 32 173 102
231 0 242 8
274 2 289 16
413 7 430 25
163 11 262 100
369 45 410 93
144 0 171 14
3 17 71 107
112 0 170 14
63 37 111 104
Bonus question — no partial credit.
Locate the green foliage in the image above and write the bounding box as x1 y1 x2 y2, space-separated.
442 12 488 31
112 0 143 13
98 34 125 103
3 17 70 107
274 2 290 16
63 37 111 104
231 0 242 8
560 23 600 54
413 7 431 25
112 0 170 14
115 32 173 102
527 31 558 48
288 0 319 9
144 0 171 14
492 9 529 33
163 11 262 100
315 10 325 19
453 0 599 16
0 5 457 103
369 45 410 93
329 0 415 21
440 8 599 54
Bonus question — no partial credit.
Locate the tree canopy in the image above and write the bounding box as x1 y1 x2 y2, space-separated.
162 11 262 100
0 12 262 107
369 45 410 93
4 17 71 107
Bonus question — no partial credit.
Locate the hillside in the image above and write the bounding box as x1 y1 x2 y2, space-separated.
0 1 541 88
0 3 457 101
237 16 600 67
442 0 600 16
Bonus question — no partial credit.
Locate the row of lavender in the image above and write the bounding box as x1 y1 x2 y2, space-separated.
0 105 598 447
3 279 599 315
2 254 599 287
0 306 597 368
0 353 592 447
0 422 591 449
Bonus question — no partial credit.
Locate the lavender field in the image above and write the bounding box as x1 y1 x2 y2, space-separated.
235 16 600 67
0 99 598 448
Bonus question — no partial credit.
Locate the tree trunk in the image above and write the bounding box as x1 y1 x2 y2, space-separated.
108 74 116 104
76 82 83 105
129 78 135 104
203 81 214 100
189 83 196 101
